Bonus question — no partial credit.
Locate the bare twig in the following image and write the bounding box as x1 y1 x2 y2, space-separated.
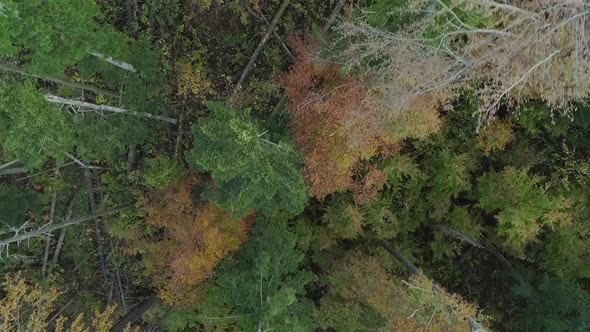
480 49 561 122
66 153 106 170
16 162 76 182
47 299 75 324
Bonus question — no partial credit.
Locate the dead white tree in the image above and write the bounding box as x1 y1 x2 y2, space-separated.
336 0 590 130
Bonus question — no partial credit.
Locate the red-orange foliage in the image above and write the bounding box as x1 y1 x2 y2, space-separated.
281 38 394 199
130 172 252 306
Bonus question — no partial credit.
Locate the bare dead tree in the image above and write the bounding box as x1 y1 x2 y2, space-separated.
89 52 138 74
0 159 20 170
336 0 590 130
41 187 58 278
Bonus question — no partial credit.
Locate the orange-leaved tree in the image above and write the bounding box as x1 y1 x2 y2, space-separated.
281 37 442 200
281 38 398 200
127 172 252 306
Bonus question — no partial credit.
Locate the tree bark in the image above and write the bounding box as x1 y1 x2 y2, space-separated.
41 189 58 278
378 239 486 332
0 62 117 97
44 94 177 124
127 145 136 168
233 0 291 95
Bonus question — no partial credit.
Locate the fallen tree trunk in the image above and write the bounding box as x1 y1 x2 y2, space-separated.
233 0 291 94
0 62 117 97
44 94 177 124
0 203 135 246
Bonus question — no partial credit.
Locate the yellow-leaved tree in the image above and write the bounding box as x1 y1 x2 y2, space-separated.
0 273 116 332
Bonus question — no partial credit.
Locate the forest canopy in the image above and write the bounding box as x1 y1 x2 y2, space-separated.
1 0 589 331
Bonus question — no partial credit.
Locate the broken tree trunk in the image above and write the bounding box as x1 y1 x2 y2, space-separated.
0 159 20 170
0 167 27 176
41 188 58 278
110 296 158 332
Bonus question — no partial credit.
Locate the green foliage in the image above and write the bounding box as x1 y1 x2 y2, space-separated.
142 156 182 190
186 102 308 217
477 120 514 156
0 0 101 74
160 307 200 332
200 215 317 331
0 184 42 228
430 207 484 261
316 252 395 332
476 167 570 256
362 197 400 239
322 197 364 240
0 81 73 168
365 0 420 31
541 224 590 280
424 149 471 219
510 271 590 332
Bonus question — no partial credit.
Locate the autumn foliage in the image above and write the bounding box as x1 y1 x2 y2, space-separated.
281 38 397 199
130 172 252 306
